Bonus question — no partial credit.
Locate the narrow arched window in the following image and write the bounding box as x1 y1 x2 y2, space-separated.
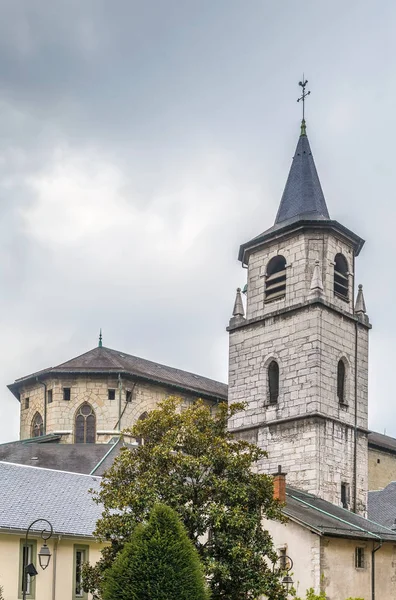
265 256 286 302
75 403 96 444
31 412 43 437
135 411 148 445
334 254 349 300
337 360 346 404
268 361 279 404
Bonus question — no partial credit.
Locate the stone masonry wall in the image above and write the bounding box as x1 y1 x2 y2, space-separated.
19 375 208 443
228 227 369 511
368 447 396 490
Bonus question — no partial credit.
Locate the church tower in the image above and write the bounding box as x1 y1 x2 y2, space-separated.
228 112 370 514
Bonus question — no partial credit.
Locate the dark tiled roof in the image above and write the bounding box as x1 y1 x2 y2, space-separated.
368 482 396 529
275 133 329 225
0 438 128 476
368 431 396 454
0 462 102 537
286 486 396 541
9 346 228 402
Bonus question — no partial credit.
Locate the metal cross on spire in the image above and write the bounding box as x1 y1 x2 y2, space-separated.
297 76 310 135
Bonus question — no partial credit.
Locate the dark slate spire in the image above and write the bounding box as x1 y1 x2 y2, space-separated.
274 124 330 225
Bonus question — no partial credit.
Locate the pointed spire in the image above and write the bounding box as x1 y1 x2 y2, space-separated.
308 260 324 299
98 329 103 348
354 285 366 314
274 128 330 226
232 288 245 318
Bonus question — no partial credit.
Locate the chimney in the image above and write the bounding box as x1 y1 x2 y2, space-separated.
273 465 286 503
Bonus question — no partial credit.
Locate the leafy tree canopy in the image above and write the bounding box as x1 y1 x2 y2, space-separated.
85 397 288 600
102 503 209 600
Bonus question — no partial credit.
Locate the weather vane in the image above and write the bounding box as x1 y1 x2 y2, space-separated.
297 76 310 122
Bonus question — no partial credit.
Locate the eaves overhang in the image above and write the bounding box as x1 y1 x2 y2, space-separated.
238 218 365 265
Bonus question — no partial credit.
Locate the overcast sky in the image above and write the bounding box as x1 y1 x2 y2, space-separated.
1 1 396 442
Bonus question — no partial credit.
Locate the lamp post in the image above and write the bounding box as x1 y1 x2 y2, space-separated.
273 554 294 595
22 518 53 600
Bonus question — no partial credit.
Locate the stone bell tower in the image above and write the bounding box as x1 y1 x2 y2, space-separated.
228 117 371 514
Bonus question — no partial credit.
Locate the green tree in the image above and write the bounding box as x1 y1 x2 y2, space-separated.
84 397 288 600
102 503 209 600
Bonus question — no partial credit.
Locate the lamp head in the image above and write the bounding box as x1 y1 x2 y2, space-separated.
38 542 51 570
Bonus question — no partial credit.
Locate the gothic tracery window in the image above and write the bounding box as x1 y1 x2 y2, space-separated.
337 360 346 404
31 412 44 438
268 361 280 404
265 256 286 302
135 411 148 445
334 254 349 300
75 403 96 444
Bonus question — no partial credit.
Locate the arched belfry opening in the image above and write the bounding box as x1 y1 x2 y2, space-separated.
265 256 286 302
334 254 349 300
75 403 96 444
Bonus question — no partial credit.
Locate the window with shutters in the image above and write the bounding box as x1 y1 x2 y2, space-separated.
334 253 349 300
31 413 43 438
268 361 280 404
265 256 286 302
337 359 347 404
75 403 96 444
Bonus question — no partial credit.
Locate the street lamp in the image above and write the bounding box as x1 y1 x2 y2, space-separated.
273 553 294 595
22 518 53 600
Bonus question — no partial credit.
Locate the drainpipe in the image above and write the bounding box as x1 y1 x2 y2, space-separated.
353 321 358 513
36 377 47 436
371 541 382 600
51 537 59 600
118 373 122 432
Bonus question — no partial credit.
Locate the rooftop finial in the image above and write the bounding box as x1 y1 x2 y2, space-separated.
297 75 310 136
232 288 245 318
98 329 103 348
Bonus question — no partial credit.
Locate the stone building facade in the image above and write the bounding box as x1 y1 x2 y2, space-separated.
228 123 371 513
8 345 227 444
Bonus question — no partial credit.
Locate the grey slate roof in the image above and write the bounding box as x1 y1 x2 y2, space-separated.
0 438 128 476
286 486 396 541
368 482 396 530
9 346 228 402
275 132 329 225
0 462 102 537
368 431 396 454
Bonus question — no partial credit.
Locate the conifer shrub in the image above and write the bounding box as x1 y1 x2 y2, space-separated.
102 503 209 600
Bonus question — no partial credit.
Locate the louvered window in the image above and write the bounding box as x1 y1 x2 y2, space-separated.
265 256 286 302
268 361 279 404
75 403 96 443
337 360 346 404
334 254 349 300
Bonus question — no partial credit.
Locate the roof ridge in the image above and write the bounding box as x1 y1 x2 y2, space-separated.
0 460 102 479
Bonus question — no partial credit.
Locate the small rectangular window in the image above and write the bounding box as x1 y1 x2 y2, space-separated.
355 547 365 569
24 397 30 410
63 387 71 401
108 389 116 400
341 482 350 509
47 390 53 404
74 545 89 599
19 539 36 598
126 390 132 403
